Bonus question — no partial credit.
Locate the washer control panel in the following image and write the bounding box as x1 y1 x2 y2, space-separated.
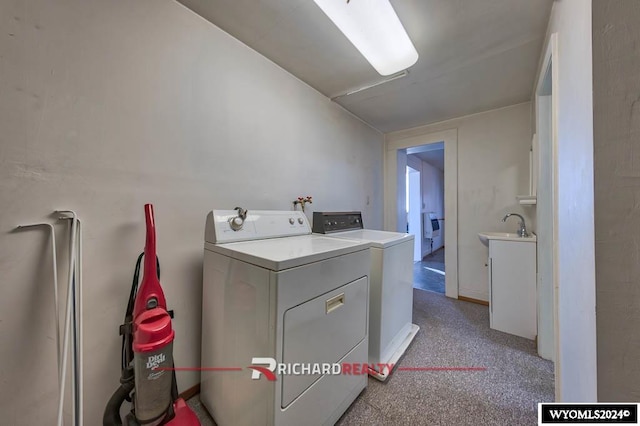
206 209 311 244
312 212 364 234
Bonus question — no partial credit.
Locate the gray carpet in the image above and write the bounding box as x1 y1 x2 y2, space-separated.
188 289 554 425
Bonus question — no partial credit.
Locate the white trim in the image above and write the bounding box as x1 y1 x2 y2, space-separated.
385 129 459 299
550 33 561 403
535 32 560 399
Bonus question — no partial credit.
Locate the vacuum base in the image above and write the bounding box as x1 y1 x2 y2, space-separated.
165 398 200 426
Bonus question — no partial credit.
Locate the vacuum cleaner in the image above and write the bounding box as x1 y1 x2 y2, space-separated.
104 204 200 426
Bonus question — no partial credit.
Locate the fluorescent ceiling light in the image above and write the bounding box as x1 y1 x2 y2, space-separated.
313 0 419 76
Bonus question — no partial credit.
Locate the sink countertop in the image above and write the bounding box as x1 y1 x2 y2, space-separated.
478 231 537 247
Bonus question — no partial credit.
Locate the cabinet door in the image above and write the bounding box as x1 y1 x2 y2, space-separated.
489 240 536 339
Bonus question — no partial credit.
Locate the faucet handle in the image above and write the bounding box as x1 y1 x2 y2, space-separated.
518 221 528 237
503 213 528 237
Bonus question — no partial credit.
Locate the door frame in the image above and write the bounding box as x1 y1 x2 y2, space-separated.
385 129 458 298
406 164 422 261
534 32 561 400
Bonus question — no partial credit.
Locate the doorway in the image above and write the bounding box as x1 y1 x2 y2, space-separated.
406 147 445 293
385 129 458 299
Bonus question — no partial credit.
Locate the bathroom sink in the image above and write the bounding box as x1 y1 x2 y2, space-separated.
478 232 537 247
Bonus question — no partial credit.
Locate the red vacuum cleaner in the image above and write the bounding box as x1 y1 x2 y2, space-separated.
104 204 200 426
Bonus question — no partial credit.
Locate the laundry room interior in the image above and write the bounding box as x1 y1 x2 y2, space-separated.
2 0 639 425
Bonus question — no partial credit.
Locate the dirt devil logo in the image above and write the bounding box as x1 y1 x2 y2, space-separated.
146 353 166 370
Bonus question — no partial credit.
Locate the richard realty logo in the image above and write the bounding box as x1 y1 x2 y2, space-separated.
247 357 394 381
155 358 486 378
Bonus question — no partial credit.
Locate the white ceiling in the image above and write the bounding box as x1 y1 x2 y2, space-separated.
177 0 553 133
410 150 445 171
408 142 445 170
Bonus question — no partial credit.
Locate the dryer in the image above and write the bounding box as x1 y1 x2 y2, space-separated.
201 209 370 426
313 212 419 381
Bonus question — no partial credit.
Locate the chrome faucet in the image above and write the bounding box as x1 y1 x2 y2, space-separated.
502 213 529 237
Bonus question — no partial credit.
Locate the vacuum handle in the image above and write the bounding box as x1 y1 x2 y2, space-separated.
144 204 157 281
133 204 167 318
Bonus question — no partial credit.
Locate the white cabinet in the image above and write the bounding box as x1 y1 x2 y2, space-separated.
487 239 536 339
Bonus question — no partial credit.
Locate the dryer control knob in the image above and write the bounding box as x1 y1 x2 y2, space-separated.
229 216 244 231
289 218 295 225
298 218 304 224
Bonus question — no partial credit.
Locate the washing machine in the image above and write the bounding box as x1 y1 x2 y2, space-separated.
201 209 371 426
313 211 419 381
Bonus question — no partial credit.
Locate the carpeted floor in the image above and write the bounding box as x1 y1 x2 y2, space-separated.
188 289 554 425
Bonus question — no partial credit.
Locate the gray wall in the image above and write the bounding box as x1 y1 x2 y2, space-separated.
420 158 445 256
593 0 640 402
405 154 445 257
0 0 383 423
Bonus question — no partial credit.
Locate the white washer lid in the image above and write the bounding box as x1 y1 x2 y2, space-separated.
204 234 370 271
328 229 414 249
